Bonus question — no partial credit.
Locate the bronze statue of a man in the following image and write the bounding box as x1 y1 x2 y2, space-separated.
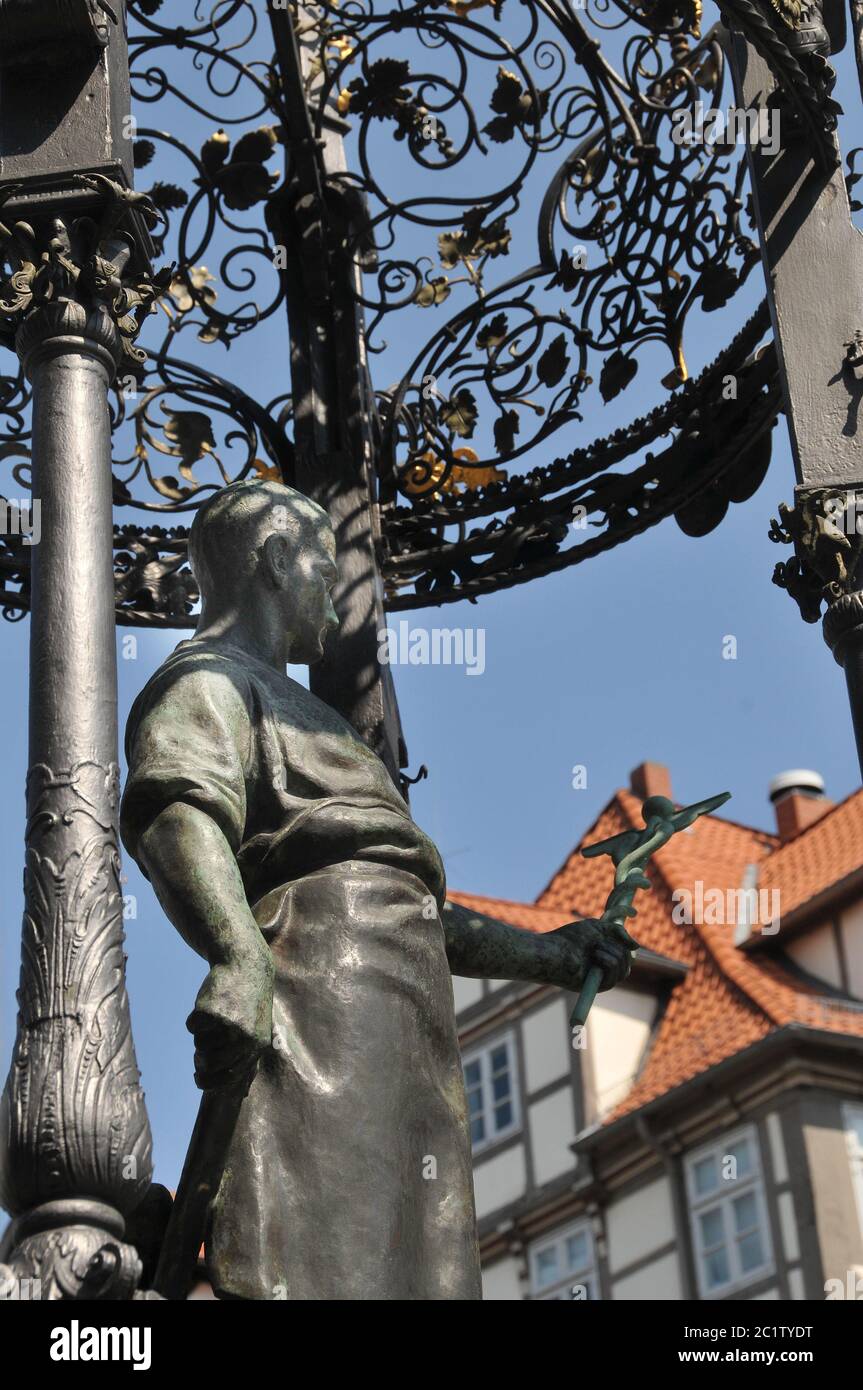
120 480 631 1301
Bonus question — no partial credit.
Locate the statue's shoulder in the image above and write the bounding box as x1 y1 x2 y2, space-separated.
126 640 255 741
138 637 252 692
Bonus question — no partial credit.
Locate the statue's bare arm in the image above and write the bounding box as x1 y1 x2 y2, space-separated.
442 902 632 994
137 802 273 1090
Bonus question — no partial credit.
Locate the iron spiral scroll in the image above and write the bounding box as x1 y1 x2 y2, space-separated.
0 0 844 622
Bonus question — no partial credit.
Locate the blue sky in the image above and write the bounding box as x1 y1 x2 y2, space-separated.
1 4 861 1191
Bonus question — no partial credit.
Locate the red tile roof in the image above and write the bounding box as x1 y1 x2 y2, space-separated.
758 790 863 920
449 786 863 1123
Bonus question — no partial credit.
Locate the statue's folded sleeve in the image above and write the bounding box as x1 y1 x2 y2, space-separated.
120 660 252 872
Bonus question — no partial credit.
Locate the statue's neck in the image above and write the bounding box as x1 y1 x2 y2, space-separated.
195 603 289 673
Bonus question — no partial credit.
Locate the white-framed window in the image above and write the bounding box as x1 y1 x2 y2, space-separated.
462 1032 519 1152
685 1125 773 1298
843 1102 863 1237
529 1220 599 1300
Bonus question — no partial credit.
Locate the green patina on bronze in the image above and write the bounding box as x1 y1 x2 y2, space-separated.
570 791 731 1029
120 478 669 1300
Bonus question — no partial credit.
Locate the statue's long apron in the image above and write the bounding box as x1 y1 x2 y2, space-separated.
206 860 482 1300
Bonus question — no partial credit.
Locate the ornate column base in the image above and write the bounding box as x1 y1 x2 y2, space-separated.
0 1201 141 1301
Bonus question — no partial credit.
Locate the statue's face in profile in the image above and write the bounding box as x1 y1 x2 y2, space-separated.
271 520 339 665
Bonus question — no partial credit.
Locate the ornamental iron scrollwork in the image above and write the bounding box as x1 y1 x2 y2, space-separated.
1 0 850 621
383 308 780 607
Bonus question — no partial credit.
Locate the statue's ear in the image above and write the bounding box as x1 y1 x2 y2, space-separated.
261 531 292 589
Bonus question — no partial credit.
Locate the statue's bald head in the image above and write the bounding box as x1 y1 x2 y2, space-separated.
188 479 338 666
189 479 332 606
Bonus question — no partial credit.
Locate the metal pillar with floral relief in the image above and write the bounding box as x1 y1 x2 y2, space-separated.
0 1 163 1301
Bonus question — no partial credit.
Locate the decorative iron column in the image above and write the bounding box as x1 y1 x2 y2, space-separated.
0 1 159 1300
725 6 863 775
268 5 408 791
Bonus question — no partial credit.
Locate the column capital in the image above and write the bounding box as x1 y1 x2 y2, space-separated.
770 484 863 626
15 299 122 379
0 175 170 382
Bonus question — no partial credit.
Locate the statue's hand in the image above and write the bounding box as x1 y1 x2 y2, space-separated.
186 938 275 1091
546 918 636 993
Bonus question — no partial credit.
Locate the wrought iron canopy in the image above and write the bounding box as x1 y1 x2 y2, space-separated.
0 0 848 624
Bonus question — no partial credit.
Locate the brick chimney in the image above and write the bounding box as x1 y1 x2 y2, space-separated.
768 770 832 843
630 761 672 802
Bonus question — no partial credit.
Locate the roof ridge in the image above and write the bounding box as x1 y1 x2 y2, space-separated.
617 786 779 845
535 788 777 911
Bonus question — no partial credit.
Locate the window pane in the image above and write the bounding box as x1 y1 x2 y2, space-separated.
492 1072 510 1102
727 1137 753 1181
464 1060 481 1086
738 1228 765 1273
705 1245 731 1290
565 1231 589 1271
490 1045 508 1074
494 1100 513 1131
467 1088 483 1116
732 1190 758 1235
535 1248 558 1287
693 1154 718 1196
699 1206 725 1250
470 1115 485 1145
